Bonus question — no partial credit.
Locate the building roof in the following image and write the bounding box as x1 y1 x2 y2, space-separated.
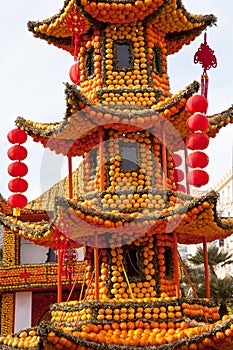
27 0 216 56
0 180 233 249
2 296 233 350
15 82 233 155
25 166 81 212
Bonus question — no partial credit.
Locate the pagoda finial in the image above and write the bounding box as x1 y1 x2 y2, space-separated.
194 32 217 97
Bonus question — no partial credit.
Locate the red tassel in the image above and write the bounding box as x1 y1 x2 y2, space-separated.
194 32 217 98
201 74 209 99
67 8 85 61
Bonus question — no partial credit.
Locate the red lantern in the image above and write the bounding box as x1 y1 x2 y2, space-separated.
187 151 209 169
7 128 27 144
8 162 28 177
8 145 27 161
7 128 28 214
187 169 209 187
69 62 80 84
8 178 28 193
172 153 182 167
175 184 186 193
186 94 208 114
173 169 184 182
8 193 28 209
186 133 209 150
186 113 209 132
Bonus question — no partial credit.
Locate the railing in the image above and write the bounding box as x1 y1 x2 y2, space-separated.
0 262 86 291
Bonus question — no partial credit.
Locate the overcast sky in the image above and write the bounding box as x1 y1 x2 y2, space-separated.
0 0 232 201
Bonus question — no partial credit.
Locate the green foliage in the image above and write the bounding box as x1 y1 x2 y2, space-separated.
181 245 233 317
187 245 233 278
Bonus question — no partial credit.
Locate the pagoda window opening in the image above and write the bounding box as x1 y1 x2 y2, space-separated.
89 148 98 180
120 143 139 172
46 248 57 263
124 245 142 280
164 246 173 280
85 47 95 78
114 41 133 70
87 26 94 37
152 45 163 76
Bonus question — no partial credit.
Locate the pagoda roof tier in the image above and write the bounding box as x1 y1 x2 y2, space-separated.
0 189 232 249
27 0 216 56
26 164 82 212
208 105 233 138
0 194 48 219
16 82 233 155
2 300 233 350
0 194 15 216
34 309 233 350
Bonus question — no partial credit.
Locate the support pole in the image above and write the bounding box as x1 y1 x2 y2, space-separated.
99 126 105 191
161 122 167 190
92 126 104 301
68 154 73 199
173 231 181 297
57 154 73 304
57 249 63 303
203 236 210 299
184 147 190 195
94 232 99 300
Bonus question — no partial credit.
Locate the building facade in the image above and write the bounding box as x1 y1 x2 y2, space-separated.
214 168 233 218
189 168 233 277
211 168 233 276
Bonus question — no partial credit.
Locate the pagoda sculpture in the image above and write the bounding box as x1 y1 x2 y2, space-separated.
0 0 233 349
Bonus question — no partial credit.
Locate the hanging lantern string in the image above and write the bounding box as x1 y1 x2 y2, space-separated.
194 31 217 98
67 7 85 61
7 128 28 216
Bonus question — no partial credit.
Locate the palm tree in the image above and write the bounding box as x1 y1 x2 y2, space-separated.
187 245 233 278
210 277 233 317
180 245 233 317
180 261 204 296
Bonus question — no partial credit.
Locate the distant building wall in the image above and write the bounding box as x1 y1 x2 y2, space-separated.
182 168 233 277
20 238 48 264
14 292 32 333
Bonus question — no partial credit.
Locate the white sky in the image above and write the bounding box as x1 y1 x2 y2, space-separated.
0 0 232 201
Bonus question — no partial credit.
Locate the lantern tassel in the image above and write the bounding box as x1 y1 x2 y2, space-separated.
201 73 209 99
194 31 217 98
13 208 21 216
67 7 85 62
74 35 80 62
